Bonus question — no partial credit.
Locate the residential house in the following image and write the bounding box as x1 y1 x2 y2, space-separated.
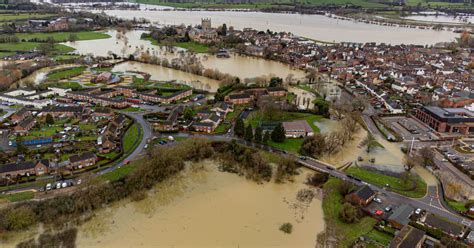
388 204 415 229
389 225 425 248
0 160 50 179
69 152 97 170
14 117 36 134
346 185 376 206
421 214 465 238
10 108 31 124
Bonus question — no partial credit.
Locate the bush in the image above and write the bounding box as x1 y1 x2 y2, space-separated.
306 172 329 187
339 203 360 224
279 223 293 234
1 205 37 231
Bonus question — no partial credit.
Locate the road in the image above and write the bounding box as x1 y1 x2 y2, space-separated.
1 106 472 230
96 112 153 176
432 150 474 188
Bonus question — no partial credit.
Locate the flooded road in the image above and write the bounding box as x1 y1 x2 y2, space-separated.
96 9 457 44
76 161 324 247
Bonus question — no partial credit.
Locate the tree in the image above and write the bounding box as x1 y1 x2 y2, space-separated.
339 203 359 224
300 134 326 158
306 172 329 187
361 134 381 153
313 97 330 117
279 223 293 234
244 124 253 141
254 126 263 143
338 180 354 196
183 107 195 120
234 118 245 137
262 131 270 143
4 206 37 231
271 123 285 143
418 146 434 167
46 113 54 125
68 33 78 42
269 77 283 87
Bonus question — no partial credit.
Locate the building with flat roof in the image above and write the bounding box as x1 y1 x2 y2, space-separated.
414 106 474 135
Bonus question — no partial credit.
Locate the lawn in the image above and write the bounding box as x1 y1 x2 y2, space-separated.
0 13 56 22
214 123 231 134
121 107 145 112
365 229 393 246
99 162 137 182
23 126 62 139
322 178 378 247
445 199 474 216
145 37 210 53
268 139 304 154
48 81 83 90
346 166 427 198
0 191 34 202
123 123 142 154
16 31 110 42
47 66 86 81
53 54 81 61
0 42 74 53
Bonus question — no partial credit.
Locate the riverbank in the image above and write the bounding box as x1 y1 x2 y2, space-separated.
1 140 325 247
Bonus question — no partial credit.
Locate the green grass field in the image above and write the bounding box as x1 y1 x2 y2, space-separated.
0 42 74 53
322 178 378 247
16 31 110 42
346 166 427 198
47 66 86 81
123 123 142 154
0 191 34 202
0 13 56 22
246 111 322 132
145 37 210 53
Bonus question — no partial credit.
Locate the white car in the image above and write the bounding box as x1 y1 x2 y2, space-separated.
373 197 382 204
56 182 62 189
62 182 68 188
46 183 52 191
415 208 422 215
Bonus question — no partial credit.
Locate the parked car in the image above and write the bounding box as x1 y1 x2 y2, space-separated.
373 197 382 204
299 156 306 160
46 183 52 191
62 182 68 188
384 206 392 212
414 208 423 215
56 182 62 189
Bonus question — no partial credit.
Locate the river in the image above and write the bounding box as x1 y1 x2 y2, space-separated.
75 161 324 247
93 8 457 45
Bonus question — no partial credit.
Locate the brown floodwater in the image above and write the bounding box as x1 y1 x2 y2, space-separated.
74 161 324 247
97 9 457 45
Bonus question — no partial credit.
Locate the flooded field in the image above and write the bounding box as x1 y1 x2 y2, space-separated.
76 161 324 247
96 9 457 44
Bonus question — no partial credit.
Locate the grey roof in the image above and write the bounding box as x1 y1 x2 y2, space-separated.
423 214 464 236
388 204 414 226
69 152 96 164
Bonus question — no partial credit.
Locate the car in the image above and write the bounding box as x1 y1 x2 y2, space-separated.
62 182 68 188
299 156 306 160
414 208 422 215
384 206 392 212
375 210 383 216
326 166 334 170
373 197 382 203
46 183 52 191
77 179 82 185
56 182 62 189
125 160 130 165
144 144 148 149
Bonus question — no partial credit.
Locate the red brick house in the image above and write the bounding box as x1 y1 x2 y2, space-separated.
0 160 50 179
346 185 375 206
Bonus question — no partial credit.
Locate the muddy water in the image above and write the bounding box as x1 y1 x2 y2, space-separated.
97 9 456 45
112 61 221 92
76 161 324 247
